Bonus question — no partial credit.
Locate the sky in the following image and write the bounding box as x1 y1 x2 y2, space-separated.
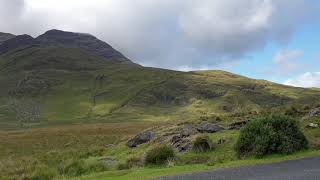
0 0 319 87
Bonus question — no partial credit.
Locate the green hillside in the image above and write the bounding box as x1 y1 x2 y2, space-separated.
0 30 319 129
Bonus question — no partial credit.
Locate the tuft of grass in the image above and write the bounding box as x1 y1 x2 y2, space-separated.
145 145 175 166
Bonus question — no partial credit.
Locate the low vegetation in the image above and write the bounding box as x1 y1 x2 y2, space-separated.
192 135 214 153
235 115 308 158
145 145 175 166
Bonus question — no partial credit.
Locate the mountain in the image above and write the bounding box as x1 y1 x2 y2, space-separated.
0 29 319 128
0 32 15 45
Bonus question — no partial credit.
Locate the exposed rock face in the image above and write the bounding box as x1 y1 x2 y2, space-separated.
127 130 155 148
308 108 320 117
197 122 224 133
37 29 130 62
171 135 192 153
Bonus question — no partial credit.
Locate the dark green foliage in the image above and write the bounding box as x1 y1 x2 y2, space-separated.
193 135 214 153
145 145 175 166
235 115 308 158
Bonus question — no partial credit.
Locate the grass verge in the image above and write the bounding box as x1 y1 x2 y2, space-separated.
75 150 320 180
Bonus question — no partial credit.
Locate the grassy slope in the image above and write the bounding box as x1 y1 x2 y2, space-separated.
0 46 320 129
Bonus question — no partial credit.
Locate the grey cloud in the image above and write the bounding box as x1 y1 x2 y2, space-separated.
0 0 318 70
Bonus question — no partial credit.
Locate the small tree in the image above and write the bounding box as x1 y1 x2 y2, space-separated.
235 115 308 158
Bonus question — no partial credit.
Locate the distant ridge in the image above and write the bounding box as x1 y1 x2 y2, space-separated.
0 29 132 63
0 32 16 45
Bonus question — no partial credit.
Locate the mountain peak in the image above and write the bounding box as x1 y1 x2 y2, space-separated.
37 29 131 62
40 29 95 39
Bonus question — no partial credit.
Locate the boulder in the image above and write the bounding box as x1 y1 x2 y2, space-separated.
127 130 155 148
171 135 192 153
306 123 319 129
197 122 224 133
308 108 320 117
177 124 197 137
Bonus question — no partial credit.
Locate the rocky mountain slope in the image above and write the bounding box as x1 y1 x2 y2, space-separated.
0 29 319 128
0 32 15 45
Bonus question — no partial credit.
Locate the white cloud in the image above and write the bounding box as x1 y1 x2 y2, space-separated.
285 72 320 88
271 49 305 74
0 0 318 69
273 49 304 64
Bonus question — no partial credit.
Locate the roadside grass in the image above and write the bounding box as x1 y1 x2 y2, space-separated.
76 150 320 180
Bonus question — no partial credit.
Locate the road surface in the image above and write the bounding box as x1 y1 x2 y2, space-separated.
157 157 320 180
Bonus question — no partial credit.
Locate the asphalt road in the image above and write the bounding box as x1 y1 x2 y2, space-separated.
156 157 320 180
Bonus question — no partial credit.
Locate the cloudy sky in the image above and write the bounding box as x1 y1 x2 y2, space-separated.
0 0 319 87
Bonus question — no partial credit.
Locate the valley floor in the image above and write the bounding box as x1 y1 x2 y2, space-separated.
1 118 319 180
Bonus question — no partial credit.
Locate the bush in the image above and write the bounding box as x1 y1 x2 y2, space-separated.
235 115 308 158
192 135 214 153
145 145 175 166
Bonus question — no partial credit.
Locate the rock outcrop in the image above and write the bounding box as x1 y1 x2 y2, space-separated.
197 122 224 133
308 108 320 117
171 135 192 152
177 124 197 137
127 130 155 148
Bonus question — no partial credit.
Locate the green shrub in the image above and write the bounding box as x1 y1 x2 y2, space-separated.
145 145 175 166
235 115 308 158
193 135 214 153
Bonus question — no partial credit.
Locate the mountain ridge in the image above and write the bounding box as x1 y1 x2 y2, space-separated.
0 29 132 64
0 29 319 129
